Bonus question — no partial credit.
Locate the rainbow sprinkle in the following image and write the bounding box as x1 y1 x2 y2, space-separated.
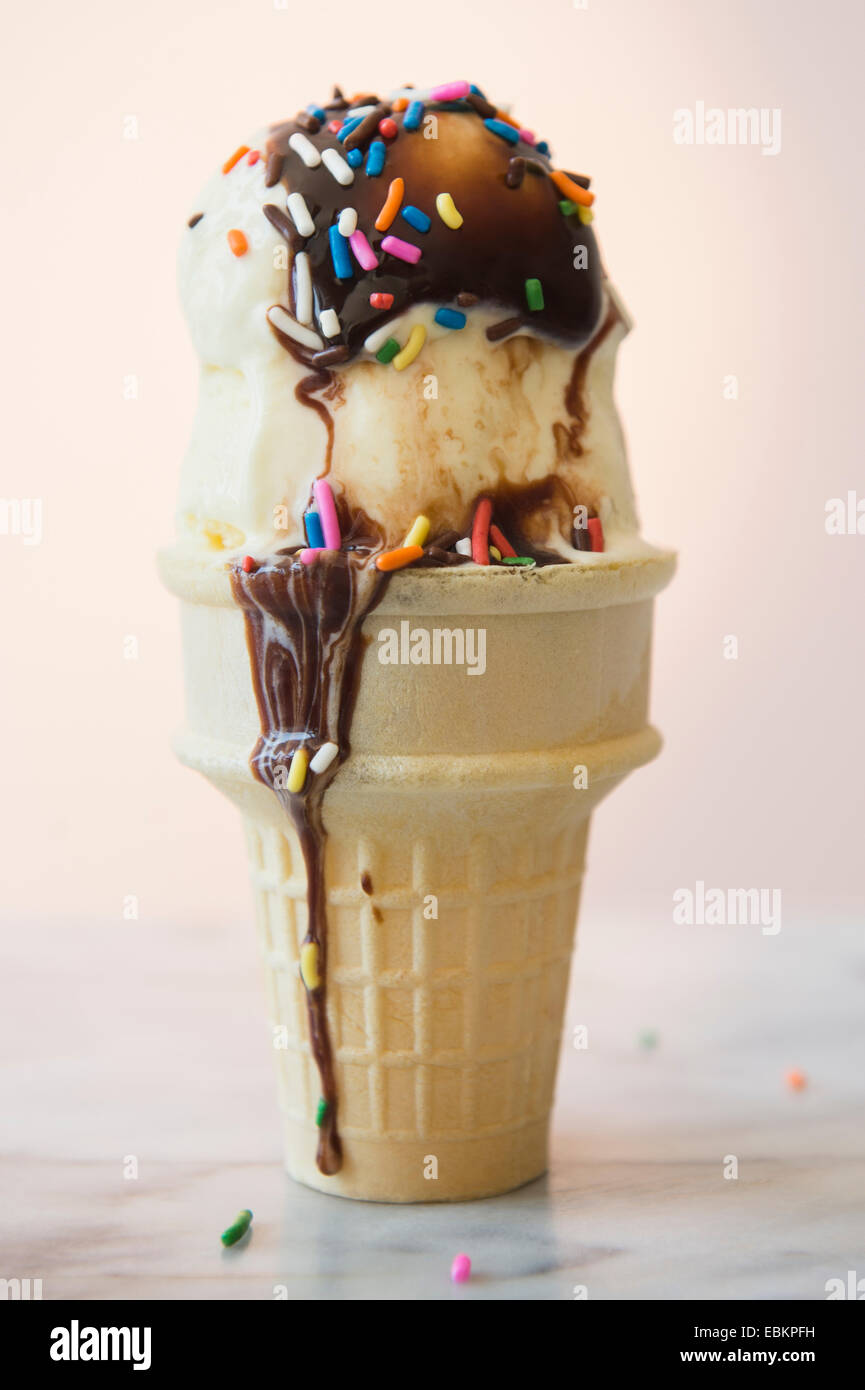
434 307 466 330
392 324 426 369
365 140 386 177
484 117 519 144
525 278 544 311
402 205 431 233
404 100 424 131
349 229 378 271
435 192 463 229
381 234 422 265
328 225 353 280
375 337 400 364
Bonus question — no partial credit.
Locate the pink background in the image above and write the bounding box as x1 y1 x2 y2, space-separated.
1 0 862 932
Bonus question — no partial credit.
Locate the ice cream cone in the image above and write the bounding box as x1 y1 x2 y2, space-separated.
159 546 674 1201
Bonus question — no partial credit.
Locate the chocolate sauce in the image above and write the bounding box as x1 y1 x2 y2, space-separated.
230 550 388 1174
263 91 603 363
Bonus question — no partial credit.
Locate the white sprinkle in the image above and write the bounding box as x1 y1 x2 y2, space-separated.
288 132 321 168
338 207 358 237
347 104 376 119
309 742 339 774
364 323 394 354
319 308 341 339
293 252 313 325
321 147 354 186
287 192 315 237
267 305 323 350
455 538 473 556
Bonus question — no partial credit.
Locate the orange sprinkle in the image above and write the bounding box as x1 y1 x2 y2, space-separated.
392 97 409 112
227 229 248 257
375 177 405 232
494 109 521 129
247 149 261 165
222 145 250 174
375 544 423 573
550 169 594 208
786 1068 807 1091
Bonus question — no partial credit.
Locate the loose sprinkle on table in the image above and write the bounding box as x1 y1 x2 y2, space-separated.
319 307 341 339
392 323 426 369
221 1209 253 1248
375 337 401 363
525 277 544 311
381 234 422 265
435 192 463 229
287 748 309 794
375 177 405 231
287 192 315 236
403 100 424 131
309 742 339 774
222 145 250 174
484 117 519 144
434 307 466 330
227 229 248 257
365 140 386 177
349 229 378 271
376 543 424 572
328 225 353 280
402 204 431 233
450 1253 471 1283
300 941 321 990
786 1068 807 1091
322 146 354 186
288 131 321 168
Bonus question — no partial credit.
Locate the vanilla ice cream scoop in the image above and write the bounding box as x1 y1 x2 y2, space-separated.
177 82 642 560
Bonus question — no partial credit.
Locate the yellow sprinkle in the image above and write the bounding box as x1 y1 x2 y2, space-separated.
577 206 594 224
489 545 502 561
300 942 321 991
435 192 463 229
287 747 308 794
403 514 431 548
392 323 426 371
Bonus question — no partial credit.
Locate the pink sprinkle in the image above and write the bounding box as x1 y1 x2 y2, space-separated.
299 548 322 565
431 81 470 102
518 128 535 144
349 229 378 271
450 1253 471 1283
313 478 341 549
381 234 422 265
247 149 261 165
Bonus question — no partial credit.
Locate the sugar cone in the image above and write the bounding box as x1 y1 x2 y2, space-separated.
159 548 674 1201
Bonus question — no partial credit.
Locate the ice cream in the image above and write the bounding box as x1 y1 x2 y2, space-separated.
161 81 675 1200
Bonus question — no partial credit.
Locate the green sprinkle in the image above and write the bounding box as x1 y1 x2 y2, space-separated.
220 1208 253 1247
559 198 578 216
638 1030 659 1051
376 337 400 364
525 278 544 312
502 556 536 567
315 1097 328 1127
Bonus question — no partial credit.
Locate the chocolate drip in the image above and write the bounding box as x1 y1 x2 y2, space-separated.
230 550 388 1175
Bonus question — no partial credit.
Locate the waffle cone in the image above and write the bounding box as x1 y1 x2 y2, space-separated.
159 547 674 1201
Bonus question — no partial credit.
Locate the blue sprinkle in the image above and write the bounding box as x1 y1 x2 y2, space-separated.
535 139 551 157
307 105 326 122
304 510 325 548
337 116 364 142
470 84 486 98
365 140 386 176
434 307 467 330
346 148 363 168
484 117 519 145
404 100 424 132
328 225 353 280
402 205 431 234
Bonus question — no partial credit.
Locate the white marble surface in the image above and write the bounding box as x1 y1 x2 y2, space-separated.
1 915 863 1301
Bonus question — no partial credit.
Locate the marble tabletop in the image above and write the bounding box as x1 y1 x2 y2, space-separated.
1 914 862 1301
